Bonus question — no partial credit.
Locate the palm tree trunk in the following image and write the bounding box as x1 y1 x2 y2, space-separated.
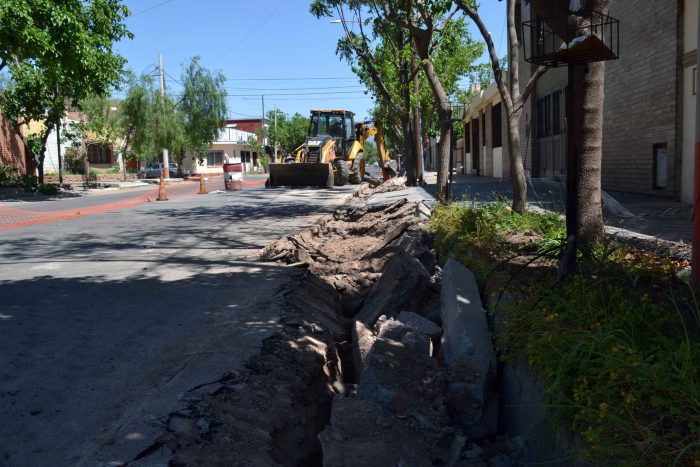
576 61 605 243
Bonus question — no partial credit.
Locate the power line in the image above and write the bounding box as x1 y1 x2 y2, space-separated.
225 77 357 81
224 85 365 91
130 0 179 17
226 90 367 97
216 0 286 58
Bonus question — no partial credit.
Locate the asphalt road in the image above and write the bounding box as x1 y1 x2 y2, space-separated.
0 181 357 466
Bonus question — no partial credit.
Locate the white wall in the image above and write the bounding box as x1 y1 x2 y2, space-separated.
493 147 503 178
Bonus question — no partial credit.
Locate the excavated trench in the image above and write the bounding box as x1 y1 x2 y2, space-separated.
141 180 518 466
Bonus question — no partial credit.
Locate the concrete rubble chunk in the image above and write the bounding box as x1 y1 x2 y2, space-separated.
397 311 441 340
440 259 497 428
440 259 496 371
352 320 376 380
355 250 430 326
394 225 437 273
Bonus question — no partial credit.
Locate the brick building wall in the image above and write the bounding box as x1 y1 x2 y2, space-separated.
0 113 31 176
601 0 680 196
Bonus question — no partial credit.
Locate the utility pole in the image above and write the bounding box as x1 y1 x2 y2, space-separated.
692 3 700 285
56 122 63 185
159 53 170 178
274 108 278 162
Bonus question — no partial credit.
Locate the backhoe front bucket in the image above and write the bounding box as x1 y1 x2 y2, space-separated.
267 163 334 188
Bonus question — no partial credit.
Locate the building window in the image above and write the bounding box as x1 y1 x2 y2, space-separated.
492 103 502 148
536 91 564 138
207 150 224 166
481 112 485 143
86 143 112 164
552 90 561 135
241 150 251 163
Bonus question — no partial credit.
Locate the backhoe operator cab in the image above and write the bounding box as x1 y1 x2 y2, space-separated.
303 110 359 185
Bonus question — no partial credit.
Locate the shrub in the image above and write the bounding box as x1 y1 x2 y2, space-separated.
107 164 121 174
18 174 39 193
38 183 60 195
431 201 700 465
0 164 17 186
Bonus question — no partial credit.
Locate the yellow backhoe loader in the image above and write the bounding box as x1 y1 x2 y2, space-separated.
267 109 396 188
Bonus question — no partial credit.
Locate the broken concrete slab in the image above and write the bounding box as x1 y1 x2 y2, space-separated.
440 259 497 430
355 250 430 326
440 259 496 372
352 320 376 380
393 225 437 272
397 311 441 340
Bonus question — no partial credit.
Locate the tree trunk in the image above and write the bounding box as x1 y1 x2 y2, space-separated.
421 59 452 199
412 53 423 185
576 61 605 243
507 110 527 213
402 51 416 186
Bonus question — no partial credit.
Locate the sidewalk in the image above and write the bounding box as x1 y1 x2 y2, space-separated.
420 172 692 245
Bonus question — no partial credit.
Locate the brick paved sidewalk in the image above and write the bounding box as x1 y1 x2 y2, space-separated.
0 176 228 232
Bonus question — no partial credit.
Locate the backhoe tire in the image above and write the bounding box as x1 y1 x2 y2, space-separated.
333 159 349 186
349 153 365 185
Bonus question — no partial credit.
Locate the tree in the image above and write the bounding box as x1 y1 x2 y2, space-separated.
263 111 310 156
311 0 421 184
179 56 228 173
312 0 482 194
526 0 610 248
377 0 478 199
0 0 131 183
457 0 548 214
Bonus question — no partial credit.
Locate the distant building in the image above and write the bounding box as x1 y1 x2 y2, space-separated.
0 112 33 176
462 0 698 204
189 123 260 174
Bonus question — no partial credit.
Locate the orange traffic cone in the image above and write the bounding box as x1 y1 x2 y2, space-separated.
156 173 168 201
197 174 207 194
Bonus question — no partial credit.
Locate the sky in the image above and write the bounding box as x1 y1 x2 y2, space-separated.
114 0 506 122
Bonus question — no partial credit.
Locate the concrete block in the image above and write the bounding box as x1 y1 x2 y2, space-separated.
397 311 441 340
356 250 430 326
394 225 436 273
440 259 496 373
440 259 497 426
352 320 376 380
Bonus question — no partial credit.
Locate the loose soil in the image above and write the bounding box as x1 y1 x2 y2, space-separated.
133 179 516 466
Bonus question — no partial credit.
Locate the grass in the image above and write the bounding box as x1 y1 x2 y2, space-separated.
429 201 700 465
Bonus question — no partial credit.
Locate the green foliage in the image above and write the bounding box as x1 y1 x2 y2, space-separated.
180 56 227 160
429 200 565 260
430 201 700 464
17 174 38 193
63 147 85 174
0 164 17 186
263 110 310 155
107 164 121 174
363 140 379 164
38 183 59 195
0 0 131 182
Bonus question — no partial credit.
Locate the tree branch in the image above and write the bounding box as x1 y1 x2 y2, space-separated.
456 0 513 111
522 65 549 104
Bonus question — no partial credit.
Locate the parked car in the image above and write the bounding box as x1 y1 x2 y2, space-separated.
141 163 185 179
